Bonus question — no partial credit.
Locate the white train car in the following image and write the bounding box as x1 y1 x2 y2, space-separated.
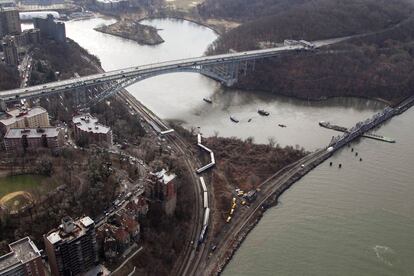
160 129 175 135
197 133 202 144
196 162 215 174
203 191 209 209
203 207 210 226
198 143 213 153
200 177 207 192
198 207 210 244
298 40 316 49
210 152 215 164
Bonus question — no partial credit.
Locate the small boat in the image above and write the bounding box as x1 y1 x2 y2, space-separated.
203 98 212 104
230 116 239 123
248 118 252 122
278 124 287 128
258 109 270 116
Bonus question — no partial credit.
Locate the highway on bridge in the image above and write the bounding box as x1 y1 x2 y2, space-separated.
0 37 351 102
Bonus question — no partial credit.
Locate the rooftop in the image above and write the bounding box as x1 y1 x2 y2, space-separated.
0 106 48 127
0 0 16 6
46 216 95 245
0 237 41 273
150 168 176 185
4 127 61 139
96 0 127 3
72 114 111 135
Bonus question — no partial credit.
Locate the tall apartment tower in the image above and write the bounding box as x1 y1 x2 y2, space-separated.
0 8 21 37
44 216 98 276
2 36 18 66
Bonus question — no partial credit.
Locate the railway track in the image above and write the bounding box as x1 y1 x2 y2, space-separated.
199 149 329 275
116 89 206 276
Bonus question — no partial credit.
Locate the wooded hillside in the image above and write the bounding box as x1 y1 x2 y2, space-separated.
205 0 414 103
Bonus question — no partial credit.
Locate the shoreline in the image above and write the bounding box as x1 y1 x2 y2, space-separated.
212 151 330 275
138 16 223 35
63 14 407 274
93 19 164 46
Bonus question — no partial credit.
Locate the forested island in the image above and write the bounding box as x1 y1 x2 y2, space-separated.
95 19 164 45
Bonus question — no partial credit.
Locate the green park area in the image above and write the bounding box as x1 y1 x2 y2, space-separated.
0 174 59 212
0 175 46 198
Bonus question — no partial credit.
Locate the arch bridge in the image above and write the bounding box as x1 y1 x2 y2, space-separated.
0 41 319 108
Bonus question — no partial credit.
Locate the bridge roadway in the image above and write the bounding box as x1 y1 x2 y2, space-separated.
0 43 316 101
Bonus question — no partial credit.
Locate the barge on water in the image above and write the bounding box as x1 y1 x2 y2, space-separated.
230 116 239 123
319 121 395 143
203 98 212 104
258 109 270 116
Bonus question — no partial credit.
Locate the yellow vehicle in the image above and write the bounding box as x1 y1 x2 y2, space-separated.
232 202 237 209
232 197 236 204
237 190 244 196
226 216 232 223
241 200 247 206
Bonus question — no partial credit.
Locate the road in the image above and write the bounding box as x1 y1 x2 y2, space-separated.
0 42 320 101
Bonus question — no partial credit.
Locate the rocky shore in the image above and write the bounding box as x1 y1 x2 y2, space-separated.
95 19 164 45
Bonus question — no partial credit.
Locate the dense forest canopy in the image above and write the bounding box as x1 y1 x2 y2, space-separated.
197 0 306 21
203 0 414 103
206 0 414 53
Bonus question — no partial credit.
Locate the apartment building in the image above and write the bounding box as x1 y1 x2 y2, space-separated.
72 114 113 146
148 169 177 215
44 216 98 276
0 237 45 276
0 107 50 134
2 35 17 66
0 8 21 37
33 14 65 43
3 127 64 151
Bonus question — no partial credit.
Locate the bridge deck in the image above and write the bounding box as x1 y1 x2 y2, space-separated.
0 44 308 101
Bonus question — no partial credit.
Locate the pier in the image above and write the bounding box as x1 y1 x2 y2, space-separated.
328 95 414 150
319 121 395 143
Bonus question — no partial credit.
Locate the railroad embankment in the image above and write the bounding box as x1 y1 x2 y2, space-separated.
211 95 414 275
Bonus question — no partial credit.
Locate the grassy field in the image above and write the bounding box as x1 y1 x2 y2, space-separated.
0 175 47 198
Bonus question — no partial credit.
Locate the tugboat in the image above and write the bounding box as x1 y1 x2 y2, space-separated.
203 98 213 104
278 124 287 128
258 109 270 116
230 116 239 123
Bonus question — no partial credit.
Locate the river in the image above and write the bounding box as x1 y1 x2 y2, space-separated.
24 17 386 149
24 17 414 275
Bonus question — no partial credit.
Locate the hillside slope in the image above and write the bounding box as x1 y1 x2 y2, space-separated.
206 0 414 103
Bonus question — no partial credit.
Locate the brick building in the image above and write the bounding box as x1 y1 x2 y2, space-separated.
44 216 98 276
2 35 18 66
148 169 177 216
0 237 45 276
72 114 113 146
96 210 140 262
33 14 65 43
0 107 50 134
3 127 64 152
0 8 21 38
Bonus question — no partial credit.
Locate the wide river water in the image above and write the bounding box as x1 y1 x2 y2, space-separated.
25 17 414 275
